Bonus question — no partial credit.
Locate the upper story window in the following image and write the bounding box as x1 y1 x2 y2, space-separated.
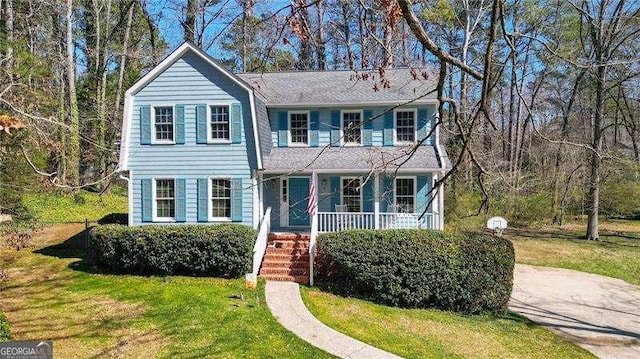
210 105 230 142
211 178 231 220
154 106 174 142
155 178 175 219
395 110 416 143
342 111 362 145
341 177 362 212
289 112 309 145
395 177 415 213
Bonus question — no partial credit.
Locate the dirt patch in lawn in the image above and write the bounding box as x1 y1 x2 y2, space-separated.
0 224 168 359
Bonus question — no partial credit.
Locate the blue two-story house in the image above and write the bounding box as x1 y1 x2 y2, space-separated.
118 42 450 236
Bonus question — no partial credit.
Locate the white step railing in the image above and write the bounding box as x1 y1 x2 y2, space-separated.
317 211 436 232
251 207 272 277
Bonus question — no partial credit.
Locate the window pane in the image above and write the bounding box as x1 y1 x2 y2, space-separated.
210 106 230 140
395 178 415 213
343 112 361 144
290 113 308 144
342 178 361 212
211 179 231 218
155 107 174 141
396 111 415 142
156 179 175 218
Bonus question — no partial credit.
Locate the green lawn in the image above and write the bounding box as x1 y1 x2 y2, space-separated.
301 288 593 359
506 221 640 286
0 224 332 358
22 190 127 223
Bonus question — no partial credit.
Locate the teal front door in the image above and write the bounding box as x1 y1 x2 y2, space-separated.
289 177 310 226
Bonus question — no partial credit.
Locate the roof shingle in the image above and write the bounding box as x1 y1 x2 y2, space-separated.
237 69 437 106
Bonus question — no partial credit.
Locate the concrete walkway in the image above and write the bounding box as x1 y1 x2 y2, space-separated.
509 264 640 359
265 281 402 359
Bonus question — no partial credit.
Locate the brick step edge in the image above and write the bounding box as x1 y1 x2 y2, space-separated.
265 248 309 255
267 241 310 249
260 267 310 275
261 261 309 268
263 255 310 263
261 274 309 284
268 233 311 241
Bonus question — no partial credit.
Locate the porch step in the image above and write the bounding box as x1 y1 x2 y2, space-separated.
260 233 311 285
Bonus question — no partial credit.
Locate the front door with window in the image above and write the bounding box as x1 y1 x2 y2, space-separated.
288 177 310 226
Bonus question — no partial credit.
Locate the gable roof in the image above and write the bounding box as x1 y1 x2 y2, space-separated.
237 69 438 107
118 42 264 170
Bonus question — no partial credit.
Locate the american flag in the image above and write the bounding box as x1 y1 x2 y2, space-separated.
307 171 317 215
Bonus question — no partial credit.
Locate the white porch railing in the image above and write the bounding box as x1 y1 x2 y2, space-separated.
317 212 376 232
317 211 438 232
251 207 272 277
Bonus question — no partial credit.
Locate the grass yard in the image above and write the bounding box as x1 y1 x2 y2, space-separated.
21 190 127 223
301 288 593 359
0 224 332 358
506 220 640 286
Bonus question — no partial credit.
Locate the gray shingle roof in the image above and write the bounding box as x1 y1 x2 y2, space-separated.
237 69 437 106
262 145 449 173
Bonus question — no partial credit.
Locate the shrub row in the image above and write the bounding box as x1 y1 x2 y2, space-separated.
0 311 10 341
316 229 514 314
90 224 255 277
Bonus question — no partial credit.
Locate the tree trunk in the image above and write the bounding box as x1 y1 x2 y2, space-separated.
183 0 196 43
315 0 326 70
114 1 134 114
66 0 80 187
586 62 606 241
4 0 14 78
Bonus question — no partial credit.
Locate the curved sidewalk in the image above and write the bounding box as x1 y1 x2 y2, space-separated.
509 264 640 359
265 281 402 359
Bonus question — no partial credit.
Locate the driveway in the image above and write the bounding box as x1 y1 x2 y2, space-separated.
509 264 640 359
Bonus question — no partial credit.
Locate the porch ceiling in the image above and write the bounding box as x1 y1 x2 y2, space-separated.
262 145 448 173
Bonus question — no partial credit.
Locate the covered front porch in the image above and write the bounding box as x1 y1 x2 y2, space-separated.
260 171 444 232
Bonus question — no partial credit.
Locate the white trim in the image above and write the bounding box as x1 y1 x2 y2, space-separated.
208 176 233 222
117 95 134 170
280 177 289 228
288 110 310 147
206 102 233 144
119 171 134 227
150 104 176 145
394 108 418 145
340 109 363 146
393 176 417 213
340 176 363 212
252 172 259 229
152 177 176 222
118 42 263 171
249 92 263 169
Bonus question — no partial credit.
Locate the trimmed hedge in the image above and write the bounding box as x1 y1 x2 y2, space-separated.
0 312 10 341
316 229 514 314
90 224 255 277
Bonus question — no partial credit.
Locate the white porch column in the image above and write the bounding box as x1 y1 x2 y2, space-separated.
374 172 380 229
439 171 445 230
252 171 260 229
431 173 438 230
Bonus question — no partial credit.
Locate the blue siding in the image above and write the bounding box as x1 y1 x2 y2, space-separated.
268 105 436 148
129 51 255 226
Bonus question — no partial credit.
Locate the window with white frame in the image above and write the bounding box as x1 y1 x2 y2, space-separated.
342 111 362 145
211 178 231 219
154 106 174 142
395 110 415 143
395 177 415 213
155 179 175 219
289 112 309 145
210 105 230 141
342 177 361 212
